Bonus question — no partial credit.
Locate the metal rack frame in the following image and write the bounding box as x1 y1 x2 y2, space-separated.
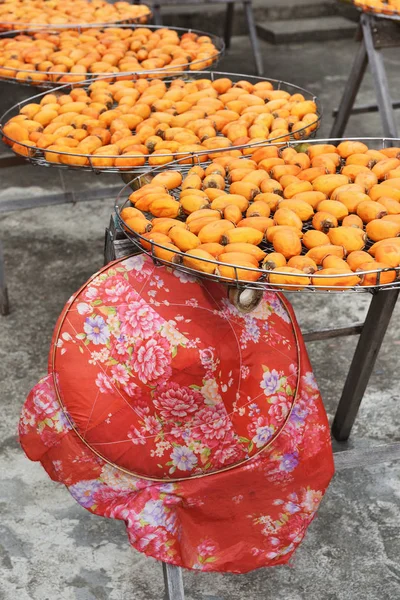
116 195 400 294
0 6 152 31
113 136 400 294
0 71 321 173
331 11 399 139
0 24 225 88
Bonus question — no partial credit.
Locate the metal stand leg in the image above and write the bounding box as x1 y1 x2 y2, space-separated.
361 14 399 138
224 2 234 50
162 563 185 600
332 289 399 442
243 0 264 76
330 34 368 138
0 240 10 316
153 3 162 26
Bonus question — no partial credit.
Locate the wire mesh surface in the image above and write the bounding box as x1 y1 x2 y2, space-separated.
0 25 224 88
0 71 322 174
115 137 400 294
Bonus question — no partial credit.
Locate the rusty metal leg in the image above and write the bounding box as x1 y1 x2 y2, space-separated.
0 240 10 316
224 2 234 50
361 14 398 138
332 289 399 442
330 33 368 138
152 3 162 26
163 563 185 600
243 0 264 76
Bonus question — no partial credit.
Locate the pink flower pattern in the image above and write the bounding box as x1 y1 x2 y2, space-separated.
153 382 202 422
192 403 232 441
119 296 163 340
102 276 132 303
131 336 171 385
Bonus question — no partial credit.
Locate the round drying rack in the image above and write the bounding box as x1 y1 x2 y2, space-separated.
0 5 152 32
115 137 400 295
0 71 322 174
0 24 225 88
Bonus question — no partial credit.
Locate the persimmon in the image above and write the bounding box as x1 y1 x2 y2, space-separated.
346 250 374 272
357 262 397 286
374 243 400 268
268 267 310 290
328 226 366 253
302 230 330 249
317 200 348 221
342 214 364 229
312 211 338 233
312 269 360 289
287 256 317 273
271 229 302 259
365 219 400 242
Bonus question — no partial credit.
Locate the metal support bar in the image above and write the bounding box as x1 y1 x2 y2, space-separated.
332 288 399 442
361 14 399 138
163 562 185 600
152 3 162 26
0 240 10 316
334 442 400 471
224 2 235 49
331 13 399 138
243 0 264 76
330 31 368 138
303 323 364 342
333 100 400 117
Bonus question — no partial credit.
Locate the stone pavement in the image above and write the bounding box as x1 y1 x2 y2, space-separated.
1 33 400 600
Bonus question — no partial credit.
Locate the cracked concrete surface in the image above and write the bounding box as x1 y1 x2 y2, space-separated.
1 33 400 600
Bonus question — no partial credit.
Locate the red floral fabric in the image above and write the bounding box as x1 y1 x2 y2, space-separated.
19 255 334 573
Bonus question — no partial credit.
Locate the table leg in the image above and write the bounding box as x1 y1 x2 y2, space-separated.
224 2 235 50
162 562 185 600
152 4 162 26
330 33 368 138
0 240 10 316
361 14 399 138
332 289 399 442
243 0 264 76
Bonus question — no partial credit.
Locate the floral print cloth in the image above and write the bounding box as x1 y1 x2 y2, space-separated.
19 255 334 573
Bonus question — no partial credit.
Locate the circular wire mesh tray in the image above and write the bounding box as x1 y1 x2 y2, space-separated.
0 24 224 88
115 137 400 294
0 71 322 174
0 3 152 32
341 0 400 20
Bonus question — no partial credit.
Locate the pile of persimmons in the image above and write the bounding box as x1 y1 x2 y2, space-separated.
0 0 151 30
0 27 220 84
353 0 400 16
2 76 319 167
120 140 400 290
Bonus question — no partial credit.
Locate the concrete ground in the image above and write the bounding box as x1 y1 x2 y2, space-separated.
1 31 400 600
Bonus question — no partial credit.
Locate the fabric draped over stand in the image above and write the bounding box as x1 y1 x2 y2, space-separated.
19 254 334 573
